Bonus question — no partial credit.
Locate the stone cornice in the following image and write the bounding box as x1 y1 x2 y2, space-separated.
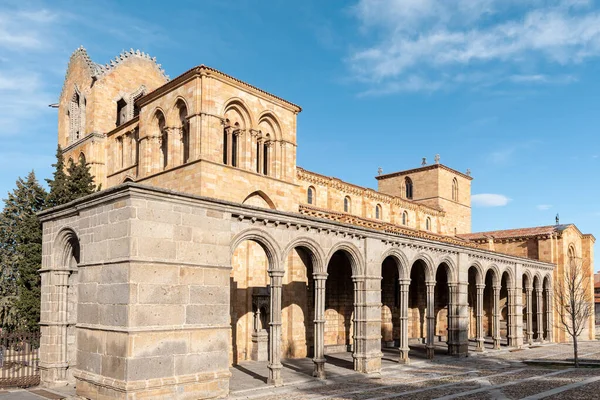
137 65 301 113
376 163 473 181
62 132 105 153
297 167 444 215
106 116 139 138
38 183 554 271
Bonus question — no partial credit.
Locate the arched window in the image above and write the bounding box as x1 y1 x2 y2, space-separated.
155 112 167 170
344 196 351 213
405 177 413 199
263 142 269 175
307 186 315 205
568 245 576 265
402 211 408 226
69 91 85 143
177 101 190 164
452 178 458 201
375 204 382 219
425 217 431 231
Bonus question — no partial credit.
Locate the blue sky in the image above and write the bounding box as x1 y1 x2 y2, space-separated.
1 0 599 270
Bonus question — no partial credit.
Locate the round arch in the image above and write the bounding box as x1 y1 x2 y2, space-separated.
222 98 254 128
522 270 533 289
325 242 364 277
380 248 410 280
230 228 282 272
170 96 191 122
282 237 326 275
257 111 283 141
468 261 485 285
436 256 458 283
53 227 81 269
533 273 542 289
485 264 501 287
409 253 435 281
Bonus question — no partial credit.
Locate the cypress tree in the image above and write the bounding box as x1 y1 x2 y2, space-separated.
66 155 98 199
46 144 71 207
1 171 46 332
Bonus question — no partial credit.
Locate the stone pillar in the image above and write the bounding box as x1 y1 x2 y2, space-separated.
545 287 553 342
526 286 533 344
352 276 382 375
398 278 410 364
447 283 456 355
226 127 233 166
507 288 515 347
476 283 485 352
257 139 264 174
40 270 71 385
493 285 500 349
426 281 435 359
313 273 327 379
268 270 284 386
454 282 469 357
536 287 543 342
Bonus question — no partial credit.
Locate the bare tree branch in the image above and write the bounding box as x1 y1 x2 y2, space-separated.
554 256 593 367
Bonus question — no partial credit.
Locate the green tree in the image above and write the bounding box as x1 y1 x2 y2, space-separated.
66 155 98 200
45 144 71 208
0 171 46 332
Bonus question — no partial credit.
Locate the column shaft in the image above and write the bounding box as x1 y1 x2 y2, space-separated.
268 271 284 386
493 286 500 349
476 284 485 352
399 279 410 363
526 287 533 344
426 282 435 359
313 275 327 378
536 288 543 342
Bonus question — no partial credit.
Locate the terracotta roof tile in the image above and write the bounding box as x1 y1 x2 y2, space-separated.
458 224 571 241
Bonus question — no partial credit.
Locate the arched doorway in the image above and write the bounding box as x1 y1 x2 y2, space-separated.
434 263 451 356
324 249 357 371
483 268 498 349
468 266 485 351
408 259 428 359
523 273 533 344
230 236 282 385
381 257 399 349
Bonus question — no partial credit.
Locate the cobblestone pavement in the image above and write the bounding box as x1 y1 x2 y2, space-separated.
1 342 598 399
229 341 600 400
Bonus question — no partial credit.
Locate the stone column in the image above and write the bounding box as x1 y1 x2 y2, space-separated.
545 287 553 342
447 283 457 355
476 283 485 352
493 285 500 349
313 273 327 379
426 281 435 359
536 287 543 343
226 127 233 166
455 282 470 357
40 270 70 385
398 278 410 364
507 288 515 347
268 270 284 386
355 276 383 375
526 286 533 344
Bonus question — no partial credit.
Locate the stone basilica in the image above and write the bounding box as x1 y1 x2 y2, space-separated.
38 47 595 399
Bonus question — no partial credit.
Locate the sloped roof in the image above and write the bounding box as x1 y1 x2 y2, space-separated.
458 224 572 241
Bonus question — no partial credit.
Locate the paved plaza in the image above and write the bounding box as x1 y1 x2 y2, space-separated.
1 341 599 399
230 341 600 400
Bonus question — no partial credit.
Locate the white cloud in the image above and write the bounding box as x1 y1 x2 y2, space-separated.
472 193 511 207
349 0 600 94
537 204 553 210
